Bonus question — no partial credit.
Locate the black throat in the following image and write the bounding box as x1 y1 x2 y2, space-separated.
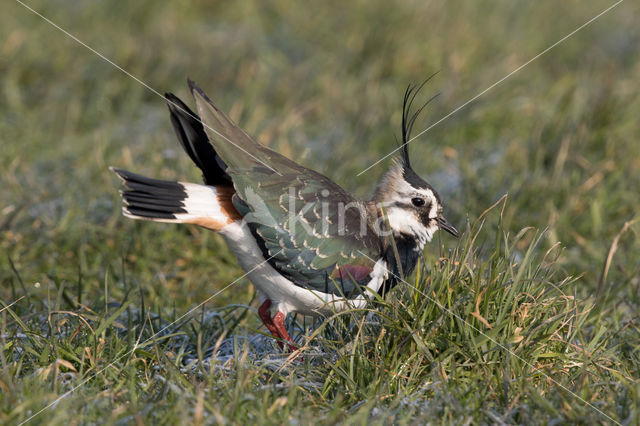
378 232 422 296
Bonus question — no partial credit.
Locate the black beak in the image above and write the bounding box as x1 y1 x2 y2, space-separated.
436 216 459 238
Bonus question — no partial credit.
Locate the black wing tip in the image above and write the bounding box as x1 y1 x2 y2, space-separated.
187 77 207 100
165 92 184 105
165 92 179 106
187 78 220 111
165 92 194 118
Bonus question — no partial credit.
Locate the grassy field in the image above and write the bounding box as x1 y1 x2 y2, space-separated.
1 0 639 424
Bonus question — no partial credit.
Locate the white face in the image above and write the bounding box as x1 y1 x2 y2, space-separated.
373 161 457 247
382 179 442 248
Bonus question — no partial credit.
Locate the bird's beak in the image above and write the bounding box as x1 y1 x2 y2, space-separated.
436 215 459 238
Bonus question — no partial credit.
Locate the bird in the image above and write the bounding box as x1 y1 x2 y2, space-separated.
111 79 458 352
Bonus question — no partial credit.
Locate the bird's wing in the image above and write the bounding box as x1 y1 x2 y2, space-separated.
189 80 382 296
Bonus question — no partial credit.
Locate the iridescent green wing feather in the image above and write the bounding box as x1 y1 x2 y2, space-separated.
190 81 382 296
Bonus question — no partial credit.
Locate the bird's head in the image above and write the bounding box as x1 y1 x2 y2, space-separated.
372 83 458 247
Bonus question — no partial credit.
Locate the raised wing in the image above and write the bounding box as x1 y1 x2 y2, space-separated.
189 80 382 296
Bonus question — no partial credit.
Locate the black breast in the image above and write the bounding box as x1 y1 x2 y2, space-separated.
378 233 421 296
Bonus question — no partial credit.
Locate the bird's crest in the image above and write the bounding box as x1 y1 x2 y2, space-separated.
399 73 439 173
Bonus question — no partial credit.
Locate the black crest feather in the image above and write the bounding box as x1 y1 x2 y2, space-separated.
400 72 440 170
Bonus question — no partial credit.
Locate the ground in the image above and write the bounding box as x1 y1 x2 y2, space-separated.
1 0 639 424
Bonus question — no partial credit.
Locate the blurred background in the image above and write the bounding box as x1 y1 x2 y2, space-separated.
1 0 639 328
1 1 639 423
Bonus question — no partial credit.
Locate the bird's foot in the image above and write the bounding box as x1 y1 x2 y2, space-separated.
258 299 300 355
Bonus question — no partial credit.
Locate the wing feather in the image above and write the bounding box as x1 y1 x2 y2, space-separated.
190 81 382 296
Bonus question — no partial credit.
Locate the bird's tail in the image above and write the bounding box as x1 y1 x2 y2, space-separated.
110 168 240 231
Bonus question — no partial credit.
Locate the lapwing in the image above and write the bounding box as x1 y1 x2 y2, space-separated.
111 79 458 351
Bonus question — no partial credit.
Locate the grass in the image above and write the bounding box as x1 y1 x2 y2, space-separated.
1 0 639 424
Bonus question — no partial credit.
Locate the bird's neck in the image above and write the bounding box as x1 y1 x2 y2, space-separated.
376 231 423 296
387 231 423 276
366 200 426 296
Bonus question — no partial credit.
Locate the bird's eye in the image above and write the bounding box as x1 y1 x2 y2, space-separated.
411 197 425 207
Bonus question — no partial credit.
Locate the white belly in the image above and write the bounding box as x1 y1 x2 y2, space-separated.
219 221 388 317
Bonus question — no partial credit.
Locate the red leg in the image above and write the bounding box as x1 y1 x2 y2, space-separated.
273 312 298 352
258 299 284 349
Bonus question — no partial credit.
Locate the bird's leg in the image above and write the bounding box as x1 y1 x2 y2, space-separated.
273 312 298 352
258 299 284 348
258 299 298 352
